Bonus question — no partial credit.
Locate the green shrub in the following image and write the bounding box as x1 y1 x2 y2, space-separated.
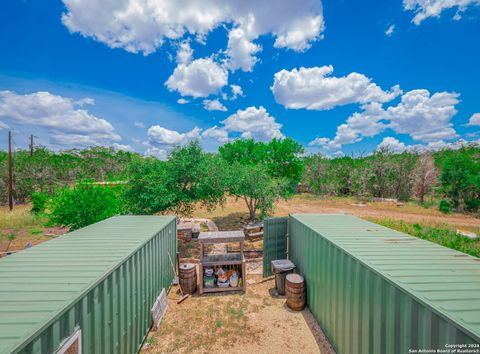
439 199 451 214
465 198 480 212
31 192 49 214
47 181 125 230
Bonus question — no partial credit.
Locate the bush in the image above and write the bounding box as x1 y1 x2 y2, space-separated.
465 198 480 213
47 181 125 230
31 192 49 214
439 199 451 214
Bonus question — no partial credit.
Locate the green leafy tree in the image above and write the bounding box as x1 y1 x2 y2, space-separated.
219 138 304 187
125 141 227 215
439 150 480 212
227 163 288 220
47 181 125 230
219 138 303 219
123 158 175 214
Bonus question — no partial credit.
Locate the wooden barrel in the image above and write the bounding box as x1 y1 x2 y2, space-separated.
286 273 305 311
179 263 197 294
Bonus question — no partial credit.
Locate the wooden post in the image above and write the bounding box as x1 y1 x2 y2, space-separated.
29 134 34 157
8 130 13 211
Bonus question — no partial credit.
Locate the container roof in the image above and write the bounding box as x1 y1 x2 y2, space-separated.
291 214 480 343
0 215 175 354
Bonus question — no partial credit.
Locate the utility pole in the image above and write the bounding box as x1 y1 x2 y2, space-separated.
29 134 34 157
8 130 13 211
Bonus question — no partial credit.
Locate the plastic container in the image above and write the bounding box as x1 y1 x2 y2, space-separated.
204 275 215 288
271 259 296 295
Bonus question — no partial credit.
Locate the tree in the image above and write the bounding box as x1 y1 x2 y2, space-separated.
0 146 139 205
392 153 417 201
302 155 333 195
413 152 438 204
219 138 303 220
123 158 176 214
124 141 227 215
219 138 304 188
365 148 397 198
439 150 480 212
227 163 288 220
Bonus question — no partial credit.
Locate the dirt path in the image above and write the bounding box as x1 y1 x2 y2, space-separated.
277 200 480 230
193 196 479 233
142 279 321 354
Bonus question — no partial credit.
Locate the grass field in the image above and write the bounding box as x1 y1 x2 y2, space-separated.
1 194 479 256
0 205 67 253
194 194 480 232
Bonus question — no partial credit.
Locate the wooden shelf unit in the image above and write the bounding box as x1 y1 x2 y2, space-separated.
198 231 247 294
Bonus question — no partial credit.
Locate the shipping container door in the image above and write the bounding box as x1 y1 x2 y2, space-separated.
263 217 288 277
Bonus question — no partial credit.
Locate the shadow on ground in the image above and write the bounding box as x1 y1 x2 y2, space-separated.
211 212 249 231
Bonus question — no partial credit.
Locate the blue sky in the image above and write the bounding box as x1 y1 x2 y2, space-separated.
0 0 479 157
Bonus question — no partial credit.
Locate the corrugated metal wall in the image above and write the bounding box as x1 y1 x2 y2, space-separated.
11 217 176 354
263 217 288 277
288 214 479 354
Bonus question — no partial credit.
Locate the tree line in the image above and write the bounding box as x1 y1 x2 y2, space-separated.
0 146 139 204
302 145 480 213
0 140 478 230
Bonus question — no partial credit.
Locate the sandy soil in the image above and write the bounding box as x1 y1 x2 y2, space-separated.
142 278 322 354
193 195 480 233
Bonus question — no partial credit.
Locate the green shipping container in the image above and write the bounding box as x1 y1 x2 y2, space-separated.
0 215 177 354
286 214 480 353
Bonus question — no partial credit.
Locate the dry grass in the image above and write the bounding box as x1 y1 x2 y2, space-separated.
0 205 67 253
142 279 320 354
2 195 478 254
193 194 479 233
0 205 39 230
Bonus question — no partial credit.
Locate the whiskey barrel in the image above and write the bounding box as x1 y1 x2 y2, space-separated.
179 263 197 294
286 273 305 311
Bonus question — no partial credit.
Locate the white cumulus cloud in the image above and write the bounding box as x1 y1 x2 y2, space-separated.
0 90 120 147
147 125 201 147
386 89 459 142
176 41 193 64
177 98 190 104
225 27 261 72
203 99 227 112
403 0 480 25
202 126 229 143
165 58 228 98
377 137 407 152
112 143 134 152
309 89 460 154
230 84 244 100
144 123 230 158
309 102 387 152
272 65 402 110
467 113 480 126
144 146 169 160
222 106 283 141
61 0 325 56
